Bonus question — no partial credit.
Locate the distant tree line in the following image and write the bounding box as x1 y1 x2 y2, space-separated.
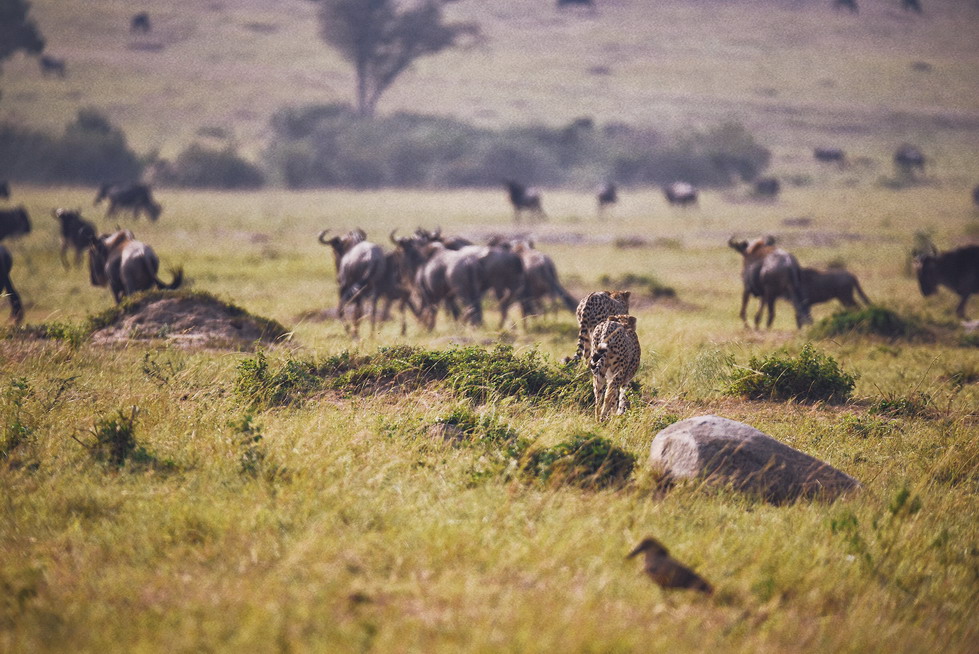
0 105 770 189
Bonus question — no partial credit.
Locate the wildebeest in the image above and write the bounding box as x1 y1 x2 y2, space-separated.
833 0 858 13
973 185 979 207
53 208 98 268
557 0 594 6
0 244 24 324
414 226 473 250
95 183 163 222
318 229 387 336
39 55 67 78
729 236 812 329
894 144 926 174
131 12 151 33
0 181 9 200
0 207 32 241
798 267 871 311
901 0 922 13
753 177 780 198
664 182 698 206
88 230 183 303
597 182 618 218
506 239 577 316
814 147 846 164
913 245 979 319
504 180 546 222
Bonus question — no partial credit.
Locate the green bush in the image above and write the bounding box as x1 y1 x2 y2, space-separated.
234 351 321 409
525 433 635 489
809 306 933 341
159 143 265 189
76 408 159 468
726 343 856 404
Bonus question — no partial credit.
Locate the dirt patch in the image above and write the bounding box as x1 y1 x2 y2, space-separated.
91 293 289 349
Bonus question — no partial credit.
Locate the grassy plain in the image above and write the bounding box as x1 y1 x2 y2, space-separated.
1 181 978 653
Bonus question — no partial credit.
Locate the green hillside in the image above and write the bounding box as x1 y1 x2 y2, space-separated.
2 0 979 181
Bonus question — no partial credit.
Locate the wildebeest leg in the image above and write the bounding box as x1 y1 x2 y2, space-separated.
368 296 380 335
753 296 766 329
350 301 363 338
955 293 971 319
60 241 70 268
740 289 752 327
839 292 857 309
765 296 777 329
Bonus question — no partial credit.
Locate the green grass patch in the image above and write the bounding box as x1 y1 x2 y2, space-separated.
524 433 635 489
726 343 856 404
809 306 933 341
869 392 936 419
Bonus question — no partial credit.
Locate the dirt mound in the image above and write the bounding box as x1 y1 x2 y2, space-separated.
90 291 289 349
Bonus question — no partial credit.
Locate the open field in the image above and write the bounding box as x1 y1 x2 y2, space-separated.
1 181 979 652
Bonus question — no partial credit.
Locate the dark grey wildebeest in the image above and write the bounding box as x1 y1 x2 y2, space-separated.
89 230 183 303
894 144 926 176
505 180 546 223
597 182 618 218
506 239 577 317
798 267 871 311
913 244 979 319
319 229 387 337
814 147 845 164
53 208 98 268
131 12 151 33
95 182 162 222
0 207 32 241
971 185 979 207
0 244 24 324
729 236 812 329
39 55 67 78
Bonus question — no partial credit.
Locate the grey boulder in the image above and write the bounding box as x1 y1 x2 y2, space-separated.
649 415 860 503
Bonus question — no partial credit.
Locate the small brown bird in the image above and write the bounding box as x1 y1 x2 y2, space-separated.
627 537 713 594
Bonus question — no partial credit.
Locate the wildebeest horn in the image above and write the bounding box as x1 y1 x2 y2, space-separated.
318 229 330 245
389 229 399 245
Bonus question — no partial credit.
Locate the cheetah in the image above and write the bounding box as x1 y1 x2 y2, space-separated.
590 314 640 420
566 290 631 365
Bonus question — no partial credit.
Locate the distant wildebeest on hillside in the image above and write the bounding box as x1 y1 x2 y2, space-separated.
901 0 922 13
833 0 858 13
89 230 183 303
814 147 846 164
664 182 698 206
0 182 9 200
913 244 979 319
894 144 926 175
0 244 24 324
798 267 871 311
53 208 98 268
557 0 594 8
95 183 162 221
319 229 387 336
973 185 979 207
0 207 32 241
753 177 780 198
504 180 546 222
39 55 67 78
131 12 151 33
729 236 812 329
597 182 618 218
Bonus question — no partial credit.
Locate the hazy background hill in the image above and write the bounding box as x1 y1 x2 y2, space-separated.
2 0 979 185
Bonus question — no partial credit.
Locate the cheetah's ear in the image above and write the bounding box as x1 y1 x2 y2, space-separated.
625 315 637 329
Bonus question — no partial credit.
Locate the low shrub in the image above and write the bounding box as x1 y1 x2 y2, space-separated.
809 306 933 341
525 433 635 489
839 413 895 438
75 407 158 467
726 343 856 404
234 351 320 409
869 392 935 418
433 406 528 460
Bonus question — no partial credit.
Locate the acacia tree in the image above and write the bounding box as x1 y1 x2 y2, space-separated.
318 0 480 117
0 0 45 73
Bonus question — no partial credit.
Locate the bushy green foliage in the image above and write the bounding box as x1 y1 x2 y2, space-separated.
726 343 856 404
264 104 769 188
1 378 33 461
524 433 635 489
869 392 935 418
0 110 142 184
158 143 265 189
433 406 528 459
77 407 157 467
809 306 933 341
234 351 321 409
0 321 88 348
839 413 895 438
597 272 676 299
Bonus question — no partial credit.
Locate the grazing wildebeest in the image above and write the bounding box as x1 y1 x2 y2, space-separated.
798 267 871 311
39 55 67 78
375 230 421 336
318 229 387 336
729 236 812 329
0 244 24 324
0 181 9 200
913 245 979 319
597 182 618 218
0 207 32 241
504 180 546 223
89 230 183 303
813 147 846 164
53 208 98 268
901 0 922 13
506 239 577 317
833 0 858 13
131 12 151 33
664 182 698 206
753 177 780 198
894 144 926 174
94 183 162 222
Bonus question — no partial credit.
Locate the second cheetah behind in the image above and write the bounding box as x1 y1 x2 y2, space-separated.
590 314 640 420
568 290 631 364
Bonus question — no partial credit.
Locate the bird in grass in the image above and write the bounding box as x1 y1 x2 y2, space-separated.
627 537 713 595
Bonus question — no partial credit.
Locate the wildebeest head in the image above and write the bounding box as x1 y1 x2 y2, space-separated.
88 235 111 287
318 228 367 269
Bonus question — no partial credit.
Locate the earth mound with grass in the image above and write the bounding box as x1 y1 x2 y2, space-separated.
89 291 289 349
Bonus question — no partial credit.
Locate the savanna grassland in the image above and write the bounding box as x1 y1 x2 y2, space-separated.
3 0 979 652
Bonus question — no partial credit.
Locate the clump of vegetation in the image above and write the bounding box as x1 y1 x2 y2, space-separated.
0 321 89 348
1 378 33 462
525 433 635 489
869 392 935 419
432 406 527 459
809 306 933 341
234 351 321 409
156 143 265 189
597 273 676 299
839 413 895 438
229 414 285 482
726 343 856 404
648 412 681 433
74 407 157 467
